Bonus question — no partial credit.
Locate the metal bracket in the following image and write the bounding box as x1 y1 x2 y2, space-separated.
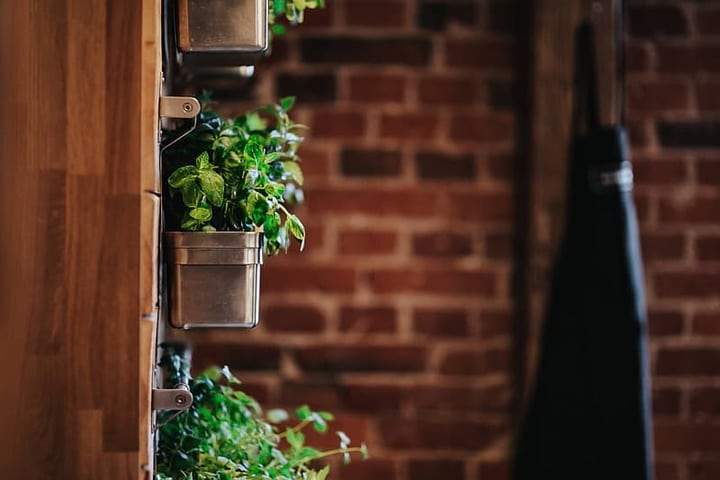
159 96 201 118
152 384 193 411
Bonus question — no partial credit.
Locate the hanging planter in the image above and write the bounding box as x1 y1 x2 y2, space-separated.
162 97 306 329
165 231 263 329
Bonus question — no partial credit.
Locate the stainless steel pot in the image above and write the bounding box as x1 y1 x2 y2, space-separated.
164 232 263 329
176 0 268 67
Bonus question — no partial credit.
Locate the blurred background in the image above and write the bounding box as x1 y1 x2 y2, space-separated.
172 1 720 479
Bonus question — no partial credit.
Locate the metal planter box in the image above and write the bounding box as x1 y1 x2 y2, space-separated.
176 0 268 67
164 232 263 329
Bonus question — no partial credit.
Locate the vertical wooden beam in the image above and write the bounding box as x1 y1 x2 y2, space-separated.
524 0 620 396
0 0 161 477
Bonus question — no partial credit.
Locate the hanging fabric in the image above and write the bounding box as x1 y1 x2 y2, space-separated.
513 19 654 480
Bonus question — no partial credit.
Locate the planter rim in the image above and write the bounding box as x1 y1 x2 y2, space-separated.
164 231 263 249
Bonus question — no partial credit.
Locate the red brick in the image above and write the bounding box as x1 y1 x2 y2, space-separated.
413 309 469 337
348 73 406 103
486 231 513 259
693 312 720 335
657 44 720 74
697 159 720 186
339 306 397 333
408 459 464 480
380 113 439 141
658 195 720 223
295 345 427 372
413 383 511 413
477 460 510 480
415 151 477 181
263 305 326 333
337 459 397 480
697 81 720 111
339 229 398 255
477 310 513 338
654 422 720 453
653 387 682 416
690 387 720 417
655 271 720 299
656 347 720 376
657 121 720 148
345 0 406 28
688 460 720 480
419 1 477 31
412 232 473 257
279 381 342 410
697 235 720 261
628 6 688 37
634 193 651 223
648 309 684 337
640 232 685 261
449 113 514 143
301 36 431 66
193 343 281 371
339 384 405 413
626 118 651 147
299 146 332 178
487 154 515 181
379 418 505 450
369 268 497 296
340 148 402 177
418 75 483 105
695 8 720 36
311 110 366 139
626 42 651 73
445 38 515 70
232 380 271 404
487 78 516 110
655 461 680 480
439 346 511 376
262 266 357 293
276 73 336 103
633 158 687 185
439 191 514 222
627 80 690 113
306 187 436 217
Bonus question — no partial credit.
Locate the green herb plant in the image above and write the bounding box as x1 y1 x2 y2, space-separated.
163 97 306 255
269 0 326 37
156 347 368 480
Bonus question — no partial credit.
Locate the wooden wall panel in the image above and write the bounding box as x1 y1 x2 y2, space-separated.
0 0 160 478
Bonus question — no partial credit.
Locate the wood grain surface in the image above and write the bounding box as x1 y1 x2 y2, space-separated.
0 0 160 478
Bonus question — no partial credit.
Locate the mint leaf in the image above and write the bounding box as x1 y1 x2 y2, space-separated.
195 151 212 170
199 171 224 207
282 161 304 185
168 165 199 188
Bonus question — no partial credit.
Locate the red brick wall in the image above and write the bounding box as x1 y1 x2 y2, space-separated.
189 0 520 478
185 1 720 479
627 2 720 479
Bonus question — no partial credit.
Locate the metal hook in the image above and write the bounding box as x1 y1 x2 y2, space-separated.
159 96 201 155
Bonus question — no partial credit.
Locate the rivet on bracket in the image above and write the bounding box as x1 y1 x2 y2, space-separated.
159 96 201 119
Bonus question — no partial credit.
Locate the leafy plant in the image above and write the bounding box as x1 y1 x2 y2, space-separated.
163 97 306 255
156 346 367 480
269 0 326 37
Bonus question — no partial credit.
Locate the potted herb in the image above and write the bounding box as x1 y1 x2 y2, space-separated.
156 346 367 480
162 97 306 329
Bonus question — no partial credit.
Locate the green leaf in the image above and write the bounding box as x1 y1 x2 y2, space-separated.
286 214 305 250
195 151 211 170
280 96 296 112
189 207 212 222
266 409 288 424
296 405 312 421
199 171 224 207
263 211 281 238
318 411 334 421
168 165 199 188
201 225 216 232
265 182 285 198
250 195 269 225
271 23 286 36
282 161 304 185
245 112 267 132
317 465 330 480
180 212 200 231
244 142 264 162
181 182 202 208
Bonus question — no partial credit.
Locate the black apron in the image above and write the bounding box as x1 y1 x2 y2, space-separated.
513 22 654 480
